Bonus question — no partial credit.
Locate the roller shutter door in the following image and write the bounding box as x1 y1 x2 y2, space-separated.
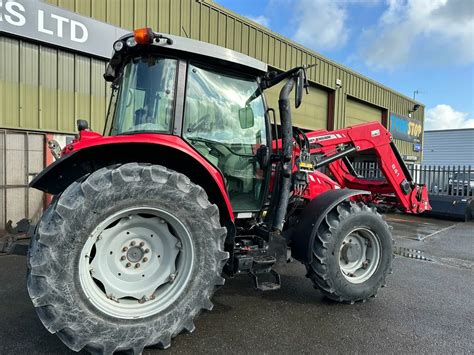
346 98 382 127
266 83 328 130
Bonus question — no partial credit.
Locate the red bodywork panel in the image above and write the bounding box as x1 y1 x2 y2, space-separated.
64 130 234 221
68 121 428 223
301 122 430 214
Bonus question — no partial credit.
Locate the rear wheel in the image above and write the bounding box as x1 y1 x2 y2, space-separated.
27 163 228 353
306 202 392 303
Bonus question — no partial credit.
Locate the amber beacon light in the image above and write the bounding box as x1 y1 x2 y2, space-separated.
133 27 155 44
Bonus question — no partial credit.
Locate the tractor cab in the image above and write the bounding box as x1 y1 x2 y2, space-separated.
104 28 272 213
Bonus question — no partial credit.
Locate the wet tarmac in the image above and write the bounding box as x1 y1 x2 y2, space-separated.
0 213 473 354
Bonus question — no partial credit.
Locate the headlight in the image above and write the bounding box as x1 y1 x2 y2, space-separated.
126 37 137 47
113 41 124 52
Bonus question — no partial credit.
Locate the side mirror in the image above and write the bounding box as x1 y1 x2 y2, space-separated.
295 69 304 108
238 106 255 129
77 119 89 131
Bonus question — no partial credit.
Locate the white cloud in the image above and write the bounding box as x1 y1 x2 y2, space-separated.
292 0 349 50
359 0 474 70
246 15 270 28
425 104 474 130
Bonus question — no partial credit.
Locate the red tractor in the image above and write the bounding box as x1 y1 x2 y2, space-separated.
27 28 430 354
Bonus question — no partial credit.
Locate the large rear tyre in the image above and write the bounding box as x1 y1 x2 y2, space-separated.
27 163 228 354
306 202 392 303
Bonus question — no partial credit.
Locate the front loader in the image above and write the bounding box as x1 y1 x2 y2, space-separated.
25 28 430 354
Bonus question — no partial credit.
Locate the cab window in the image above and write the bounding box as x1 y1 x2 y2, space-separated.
111 56 177 135
183 63 267 212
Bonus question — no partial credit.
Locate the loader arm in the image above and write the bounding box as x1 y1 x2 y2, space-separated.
305 121 430 214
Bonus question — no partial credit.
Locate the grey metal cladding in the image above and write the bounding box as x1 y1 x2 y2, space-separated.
423 129 474 166
0 0 267 72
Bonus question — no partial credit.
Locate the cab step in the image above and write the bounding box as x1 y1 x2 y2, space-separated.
250 256 281 291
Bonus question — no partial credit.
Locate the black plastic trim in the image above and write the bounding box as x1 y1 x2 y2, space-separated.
284 189 370 263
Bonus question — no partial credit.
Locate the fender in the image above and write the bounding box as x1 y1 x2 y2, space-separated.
30 134 234 223
285 189 370 263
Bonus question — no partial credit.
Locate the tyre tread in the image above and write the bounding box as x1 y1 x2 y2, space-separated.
306 201 392 303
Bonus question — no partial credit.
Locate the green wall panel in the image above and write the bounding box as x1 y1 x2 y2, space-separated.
0 37 20 129
39 46 58 131
57 51 75 133
346 97 382 126
0 36 108 133
20 42 39 130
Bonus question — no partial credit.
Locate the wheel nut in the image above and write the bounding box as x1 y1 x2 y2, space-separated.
122 246 128 252
135 263 141 268
144 248 150 254
120 256 126 261
130 241 136 246
143 257 148 263
126 262 131 268
139 242 145 247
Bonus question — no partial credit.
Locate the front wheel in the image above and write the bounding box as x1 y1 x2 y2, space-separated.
27 163 228 353
306 202 393 303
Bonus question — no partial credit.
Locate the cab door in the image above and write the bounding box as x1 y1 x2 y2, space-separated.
182 62 269 212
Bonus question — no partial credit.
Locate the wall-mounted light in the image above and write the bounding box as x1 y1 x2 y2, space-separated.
336 78 342 89
408 104 421 118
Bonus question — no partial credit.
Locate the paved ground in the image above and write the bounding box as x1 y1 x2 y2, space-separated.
0 213 473 354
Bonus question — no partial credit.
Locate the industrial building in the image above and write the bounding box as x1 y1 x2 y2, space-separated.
0 0 425 228
423 128 474 166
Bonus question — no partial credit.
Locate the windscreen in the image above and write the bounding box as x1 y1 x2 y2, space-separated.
110 56 177 135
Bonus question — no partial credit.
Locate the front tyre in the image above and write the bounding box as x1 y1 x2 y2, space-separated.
27 163 228 354
306 202 392 303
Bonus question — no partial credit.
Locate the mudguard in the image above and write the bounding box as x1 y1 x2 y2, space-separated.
29 135 235 223
285 189 370 263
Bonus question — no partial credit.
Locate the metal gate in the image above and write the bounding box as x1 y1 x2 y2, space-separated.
0 130 46 230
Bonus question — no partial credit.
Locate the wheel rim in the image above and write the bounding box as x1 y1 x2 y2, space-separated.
79 207 194 319
338 227 381 284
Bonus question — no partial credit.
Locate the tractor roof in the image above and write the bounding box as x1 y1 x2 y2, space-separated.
159 33 268 73
107 30 268 78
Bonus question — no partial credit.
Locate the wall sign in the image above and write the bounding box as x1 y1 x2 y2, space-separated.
403 155 418 162
389 113 422 143
0 0 127 58
413 143 422 152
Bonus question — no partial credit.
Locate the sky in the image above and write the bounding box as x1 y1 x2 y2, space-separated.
215 0 474 131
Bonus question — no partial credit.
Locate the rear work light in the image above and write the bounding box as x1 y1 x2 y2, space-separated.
133 27 155 44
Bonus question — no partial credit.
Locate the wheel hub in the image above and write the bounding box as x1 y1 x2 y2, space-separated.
339 228 381 284
79 207 195 319
341 242 361 263
126 246 145 263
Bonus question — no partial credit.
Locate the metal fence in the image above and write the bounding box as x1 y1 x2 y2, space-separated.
352 162 473 197
0 130 46 230
410 165 473 197
352 161 384 180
